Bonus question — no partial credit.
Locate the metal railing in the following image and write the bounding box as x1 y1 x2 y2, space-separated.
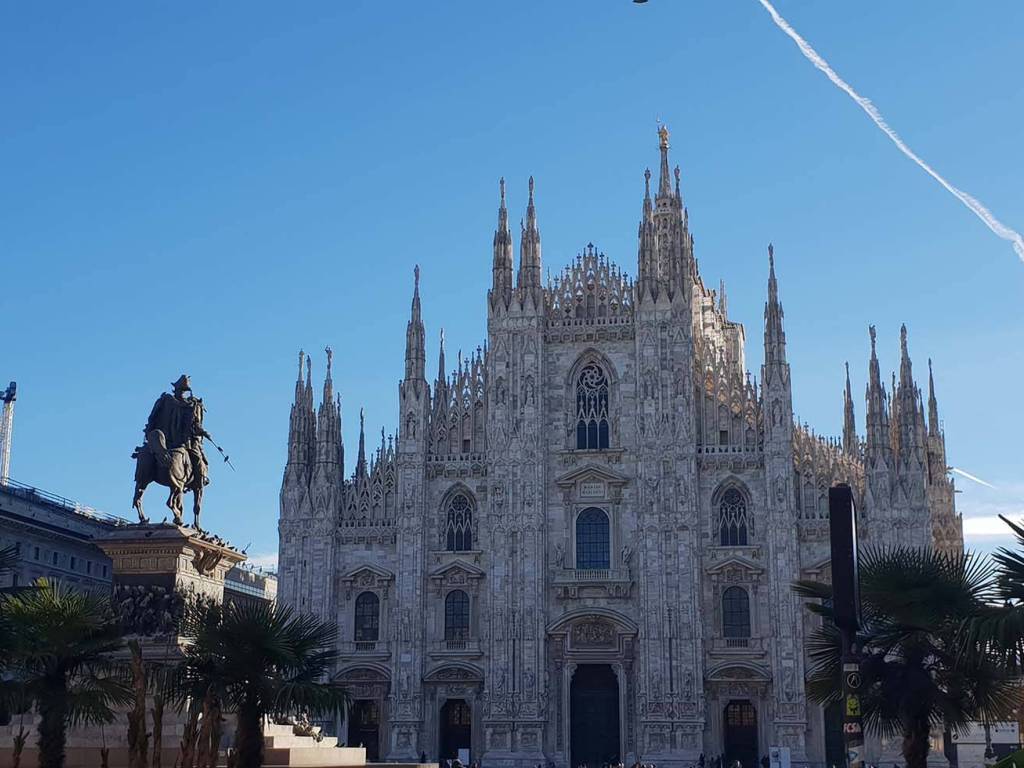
0 478 129 527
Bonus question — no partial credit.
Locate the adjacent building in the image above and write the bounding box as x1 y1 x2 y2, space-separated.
0 478 276 606
277 131 963 768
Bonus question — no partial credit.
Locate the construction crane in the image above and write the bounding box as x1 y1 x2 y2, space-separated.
0 381 15 486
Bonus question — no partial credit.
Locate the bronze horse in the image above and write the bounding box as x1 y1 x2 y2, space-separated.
132 429 204 529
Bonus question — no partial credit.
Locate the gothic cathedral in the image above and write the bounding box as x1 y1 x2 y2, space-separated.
277 130 963 768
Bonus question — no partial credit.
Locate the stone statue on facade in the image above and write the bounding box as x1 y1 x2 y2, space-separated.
131 374 212 528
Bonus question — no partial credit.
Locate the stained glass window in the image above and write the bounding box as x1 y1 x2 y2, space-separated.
445 493 473 551
575 508 610 569
722 586 751 638
719 488 749 546
354 591 380 642
445 590 470 643
576 364 610 450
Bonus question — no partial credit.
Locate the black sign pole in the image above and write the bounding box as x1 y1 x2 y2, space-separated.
828 484 864 768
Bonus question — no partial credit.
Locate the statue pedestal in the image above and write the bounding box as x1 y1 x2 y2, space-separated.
95 522 246 603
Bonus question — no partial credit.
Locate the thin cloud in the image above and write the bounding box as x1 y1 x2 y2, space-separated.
246 552 279 570
756 0 1024 264
963 515 1019 538
951 467 998 489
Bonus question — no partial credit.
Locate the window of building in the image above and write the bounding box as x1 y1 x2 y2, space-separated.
33 546 39 561
445 590 470 643
102 564 108 578
86 561 92 575
444 493 473 552
722 586 751 638
718 488 749 546
354 591 380 642
70 556 77 571
575 363 610 450
575 508 610 570
719 429 729 445
52 552 58 566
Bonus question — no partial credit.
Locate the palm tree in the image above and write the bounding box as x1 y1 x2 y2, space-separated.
794 547 1020 768
168 599 348 768
0 578 132 768
966 515 1024 670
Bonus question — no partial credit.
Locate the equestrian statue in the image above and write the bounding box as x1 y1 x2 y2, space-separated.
132 374 218 528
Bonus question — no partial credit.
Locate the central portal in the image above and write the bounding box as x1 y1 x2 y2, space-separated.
570 664 620 768
439 699 472 761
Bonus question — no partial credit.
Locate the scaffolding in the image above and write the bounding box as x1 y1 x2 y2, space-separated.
0 381 16 486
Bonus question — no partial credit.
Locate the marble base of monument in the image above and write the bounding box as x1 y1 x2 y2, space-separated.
94 522 245 603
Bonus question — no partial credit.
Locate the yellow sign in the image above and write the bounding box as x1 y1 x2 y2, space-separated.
845 695 861 717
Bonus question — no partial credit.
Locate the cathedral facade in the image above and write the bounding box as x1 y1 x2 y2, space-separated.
276 131 963 768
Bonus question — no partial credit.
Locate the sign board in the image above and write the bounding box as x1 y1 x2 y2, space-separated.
828 484 861 632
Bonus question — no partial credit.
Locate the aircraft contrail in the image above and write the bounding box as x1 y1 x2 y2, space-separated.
756 0 1024 264
951 467 997 490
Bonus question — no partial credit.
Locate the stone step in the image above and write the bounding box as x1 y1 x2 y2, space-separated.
265 735 339 749
265 722 322 737
262 745 366 767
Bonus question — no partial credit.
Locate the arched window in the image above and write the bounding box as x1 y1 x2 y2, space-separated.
718 488 749 546
575 363 610 450
722 586 751 638
575 508 610 570
445 493 473 551
354 591 380 642
445 590 470 643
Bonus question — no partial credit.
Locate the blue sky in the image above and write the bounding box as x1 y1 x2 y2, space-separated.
2 1 1022 566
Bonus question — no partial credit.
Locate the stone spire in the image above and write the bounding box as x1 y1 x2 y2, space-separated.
719 279 728 320
657 123 673 199
763 244 787 371
760 244 793 448
517 176 542 294
927 358 940 437
315 348 341 467
305 354 316 475
491 177 514 309
864 325 892 469
842 361 858 455
356 407 368 479
311 348 343 517
894 324 925 466
434 328 447 394
404 265 426 382
637 168 658 296
285 350 314 473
